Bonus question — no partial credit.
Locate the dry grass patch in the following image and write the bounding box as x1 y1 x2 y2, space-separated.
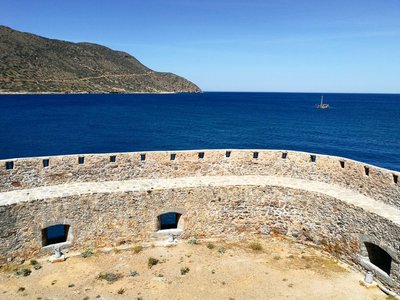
301 256 348 274
0 263 17 273
249 241 263 251
81 248 94 258
97 272 121 283
133 245 143 254
207 243 215 249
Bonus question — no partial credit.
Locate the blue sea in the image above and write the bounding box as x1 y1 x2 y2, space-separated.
0 92 399 171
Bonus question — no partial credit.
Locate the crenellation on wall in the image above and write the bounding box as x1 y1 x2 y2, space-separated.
0 150 396 174
1 150 399 210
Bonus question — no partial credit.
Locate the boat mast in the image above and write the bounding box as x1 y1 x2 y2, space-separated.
321 96 323 105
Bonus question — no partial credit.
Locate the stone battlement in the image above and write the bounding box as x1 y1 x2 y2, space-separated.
0 149 399 292
1 150 399 206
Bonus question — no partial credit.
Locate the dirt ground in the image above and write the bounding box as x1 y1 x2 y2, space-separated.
0 236 389 300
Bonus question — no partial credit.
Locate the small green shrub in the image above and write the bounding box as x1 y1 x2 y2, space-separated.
249 241 263 251
17 287 25 292
15 268 31 277
188 237 199 245
117 288 125 294
133 245 143 254
98 272 120 282
207 243 215 249
218 246 225 254
180 267 190 275
68 284 75 288
148 257 159 269
129 270 138 277
29 259 42 270
81 248 94 258
30 259 38 266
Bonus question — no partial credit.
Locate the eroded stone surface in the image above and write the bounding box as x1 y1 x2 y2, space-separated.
1 175 400 225
1 150 399 206
0 150 399 292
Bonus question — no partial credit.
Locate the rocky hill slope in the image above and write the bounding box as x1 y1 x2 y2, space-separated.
0 26 201 94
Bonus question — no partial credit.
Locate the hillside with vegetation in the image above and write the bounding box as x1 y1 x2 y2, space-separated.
0 26 201 94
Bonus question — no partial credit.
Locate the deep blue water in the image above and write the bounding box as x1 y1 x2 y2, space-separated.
0 92 399 171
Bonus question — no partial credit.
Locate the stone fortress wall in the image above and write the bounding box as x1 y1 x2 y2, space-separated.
0 150 399 292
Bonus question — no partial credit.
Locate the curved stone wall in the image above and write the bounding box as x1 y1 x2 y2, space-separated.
0 150 399 292
1 150 399 206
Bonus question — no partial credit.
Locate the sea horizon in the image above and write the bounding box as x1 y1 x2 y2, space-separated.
2 91 400 95
0 92 399 171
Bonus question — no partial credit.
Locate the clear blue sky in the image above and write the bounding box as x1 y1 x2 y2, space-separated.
1 0 400 93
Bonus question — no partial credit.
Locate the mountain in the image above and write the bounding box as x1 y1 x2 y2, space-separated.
0 26 201 94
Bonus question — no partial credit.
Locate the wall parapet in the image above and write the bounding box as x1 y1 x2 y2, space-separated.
1 149 399 207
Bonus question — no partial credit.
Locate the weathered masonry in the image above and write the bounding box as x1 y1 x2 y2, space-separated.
0 150 399 292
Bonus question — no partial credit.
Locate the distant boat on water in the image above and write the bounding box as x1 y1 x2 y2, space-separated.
316 96 330 109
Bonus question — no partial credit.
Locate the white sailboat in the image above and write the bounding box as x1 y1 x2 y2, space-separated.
316 96 330 109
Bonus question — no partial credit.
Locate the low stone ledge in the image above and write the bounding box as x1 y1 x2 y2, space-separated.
1 175 400 226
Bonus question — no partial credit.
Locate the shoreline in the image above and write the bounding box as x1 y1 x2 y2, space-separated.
0 91 202 95
1 91 399 95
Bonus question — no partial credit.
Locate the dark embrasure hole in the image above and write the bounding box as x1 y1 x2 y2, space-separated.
364 242 392 275
364 166 370 176
42 224 70 247
158 212 181 230
42 159 49 168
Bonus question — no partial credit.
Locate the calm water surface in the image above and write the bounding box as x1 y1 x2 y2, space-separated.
0 92 399 171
